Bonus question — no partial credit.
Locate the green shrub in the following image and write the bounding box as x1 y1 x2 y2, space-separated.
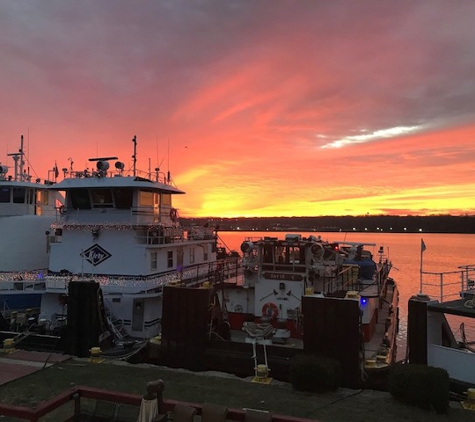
290 354 342 392
388 364 449 414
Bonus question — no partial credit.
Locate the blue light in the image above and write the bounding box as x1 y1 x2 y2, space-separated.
360 298 367 306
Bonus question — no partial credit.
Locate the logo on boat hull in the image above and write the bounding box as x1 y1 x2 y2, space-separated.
81 244 112 266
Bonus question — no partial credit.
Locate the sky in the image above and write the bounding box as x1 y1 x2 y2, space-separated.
1 1 475 218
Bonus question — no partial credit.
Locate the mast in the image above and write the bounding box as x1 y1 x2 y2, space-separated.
7 135 25 182
20 134 24 181
132 135 137 177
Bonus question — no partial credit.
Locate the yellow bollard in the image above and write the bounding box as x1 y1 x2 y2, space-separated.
305 287 314 296
89 347 104 363
462 388 475 410
3 338 16 354
256 364 269 378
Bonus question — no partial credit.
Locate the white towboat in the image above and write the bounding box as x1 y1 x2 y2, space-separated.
158 232 399 388
35 137 239 347
407 265 475 392
0 136 61 317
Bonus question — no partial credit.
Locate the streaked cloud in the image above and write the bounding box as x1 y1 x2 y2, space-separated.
321 126 422 149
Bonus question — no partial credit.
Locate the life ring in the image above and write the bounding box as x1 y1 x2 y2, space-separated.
262 302 278 319
170 208 178 222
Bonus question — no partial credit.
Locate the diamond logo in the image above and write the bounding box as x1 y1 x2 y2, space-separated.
81 244 112 266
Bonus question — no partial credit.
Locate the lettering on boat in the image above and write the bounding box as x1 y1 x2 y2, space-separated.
263 272 303 281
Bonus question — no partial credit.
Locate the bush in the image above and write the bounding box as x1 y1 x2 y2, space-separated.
290 354 342 392
388 364 450 414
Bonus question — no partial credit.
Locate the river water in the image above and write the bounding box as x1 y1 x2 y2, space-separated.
217 230 475 359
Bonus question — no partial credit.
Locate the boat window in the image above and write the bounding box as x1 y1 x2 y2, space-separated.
190 248 195 264
12 187 25 203
139 190 154 206
289 246 304 263
112 188 133 209
28 189 35 204
275 247 285 264
70 188 92 209
263 245 274 263
162 193 171 206
167 250 173 268
91 189 114 208
151 251 158 271
38 190 49 206
0 187 10 203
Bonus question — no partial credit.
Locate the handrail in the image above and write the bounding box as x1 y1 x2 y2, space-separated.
0 385 317 422
421 265 475 302
45 257 241 289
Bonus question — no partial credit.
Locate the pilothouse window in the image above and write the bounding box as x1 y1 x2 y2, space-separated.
113 188 133 209
12 188 25 204
91 189 114 208
70 189 92 209
28 189 35 204
139 190 154 206
0 188 10 203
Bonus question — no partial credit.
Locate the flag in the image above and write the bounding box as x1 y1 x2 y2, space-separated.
421 238 426 253
54 162 59 178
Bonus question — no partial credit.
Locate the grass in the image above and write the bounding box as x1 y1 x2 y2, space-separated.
0 357 475 422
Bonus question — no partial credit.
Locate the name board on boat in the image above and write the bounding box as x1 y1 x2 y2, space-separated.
263 272 303 281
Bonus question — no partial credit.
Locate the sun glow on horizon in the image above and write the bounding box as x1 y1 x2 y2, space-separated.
3 2 475 219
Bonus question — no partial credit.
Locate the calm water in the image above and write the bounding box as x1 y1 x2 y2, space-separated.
218 231 475 359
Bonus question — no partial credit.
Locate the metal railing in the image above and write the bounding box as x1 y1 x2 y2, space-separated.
421 264 475 302
44 257 241 291
0 384 315 422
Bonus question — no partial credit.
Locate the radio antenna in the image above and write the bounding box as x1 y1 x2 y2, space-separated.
132 135 137 176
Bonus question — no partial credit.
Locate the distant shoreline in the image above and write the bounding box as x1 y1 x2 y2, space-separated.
181 215 475 234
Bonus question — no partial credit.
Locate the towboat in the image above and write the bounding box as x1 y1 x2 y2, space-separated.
159 233 399 388
0 136 61 318
31 137 239 355
407 264 475 393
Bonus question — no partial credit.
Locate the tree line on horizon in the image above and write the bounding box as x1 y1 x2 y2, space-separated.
180 215 475 233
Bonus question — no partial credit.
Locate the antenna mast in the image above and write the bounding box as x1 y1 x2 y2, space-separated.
132 135 137 177
167 137 170 183
7 135 25 182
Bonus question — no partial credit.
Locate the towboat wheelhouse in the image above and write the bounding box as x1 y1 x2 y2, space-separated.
40 145 237 340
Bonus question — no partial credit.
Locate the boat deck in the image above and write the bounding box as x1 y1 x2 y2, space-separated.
227 301 392 362
428 298 475 318
229 328 303 349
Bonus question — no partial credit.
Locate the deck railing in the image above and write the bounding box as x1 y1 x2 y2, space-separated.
0 385 315 422
421 264 475 302
44 257 241 291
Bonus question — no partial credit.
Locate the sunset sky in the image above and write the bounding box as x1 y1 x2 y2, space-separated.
2 1 475 218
